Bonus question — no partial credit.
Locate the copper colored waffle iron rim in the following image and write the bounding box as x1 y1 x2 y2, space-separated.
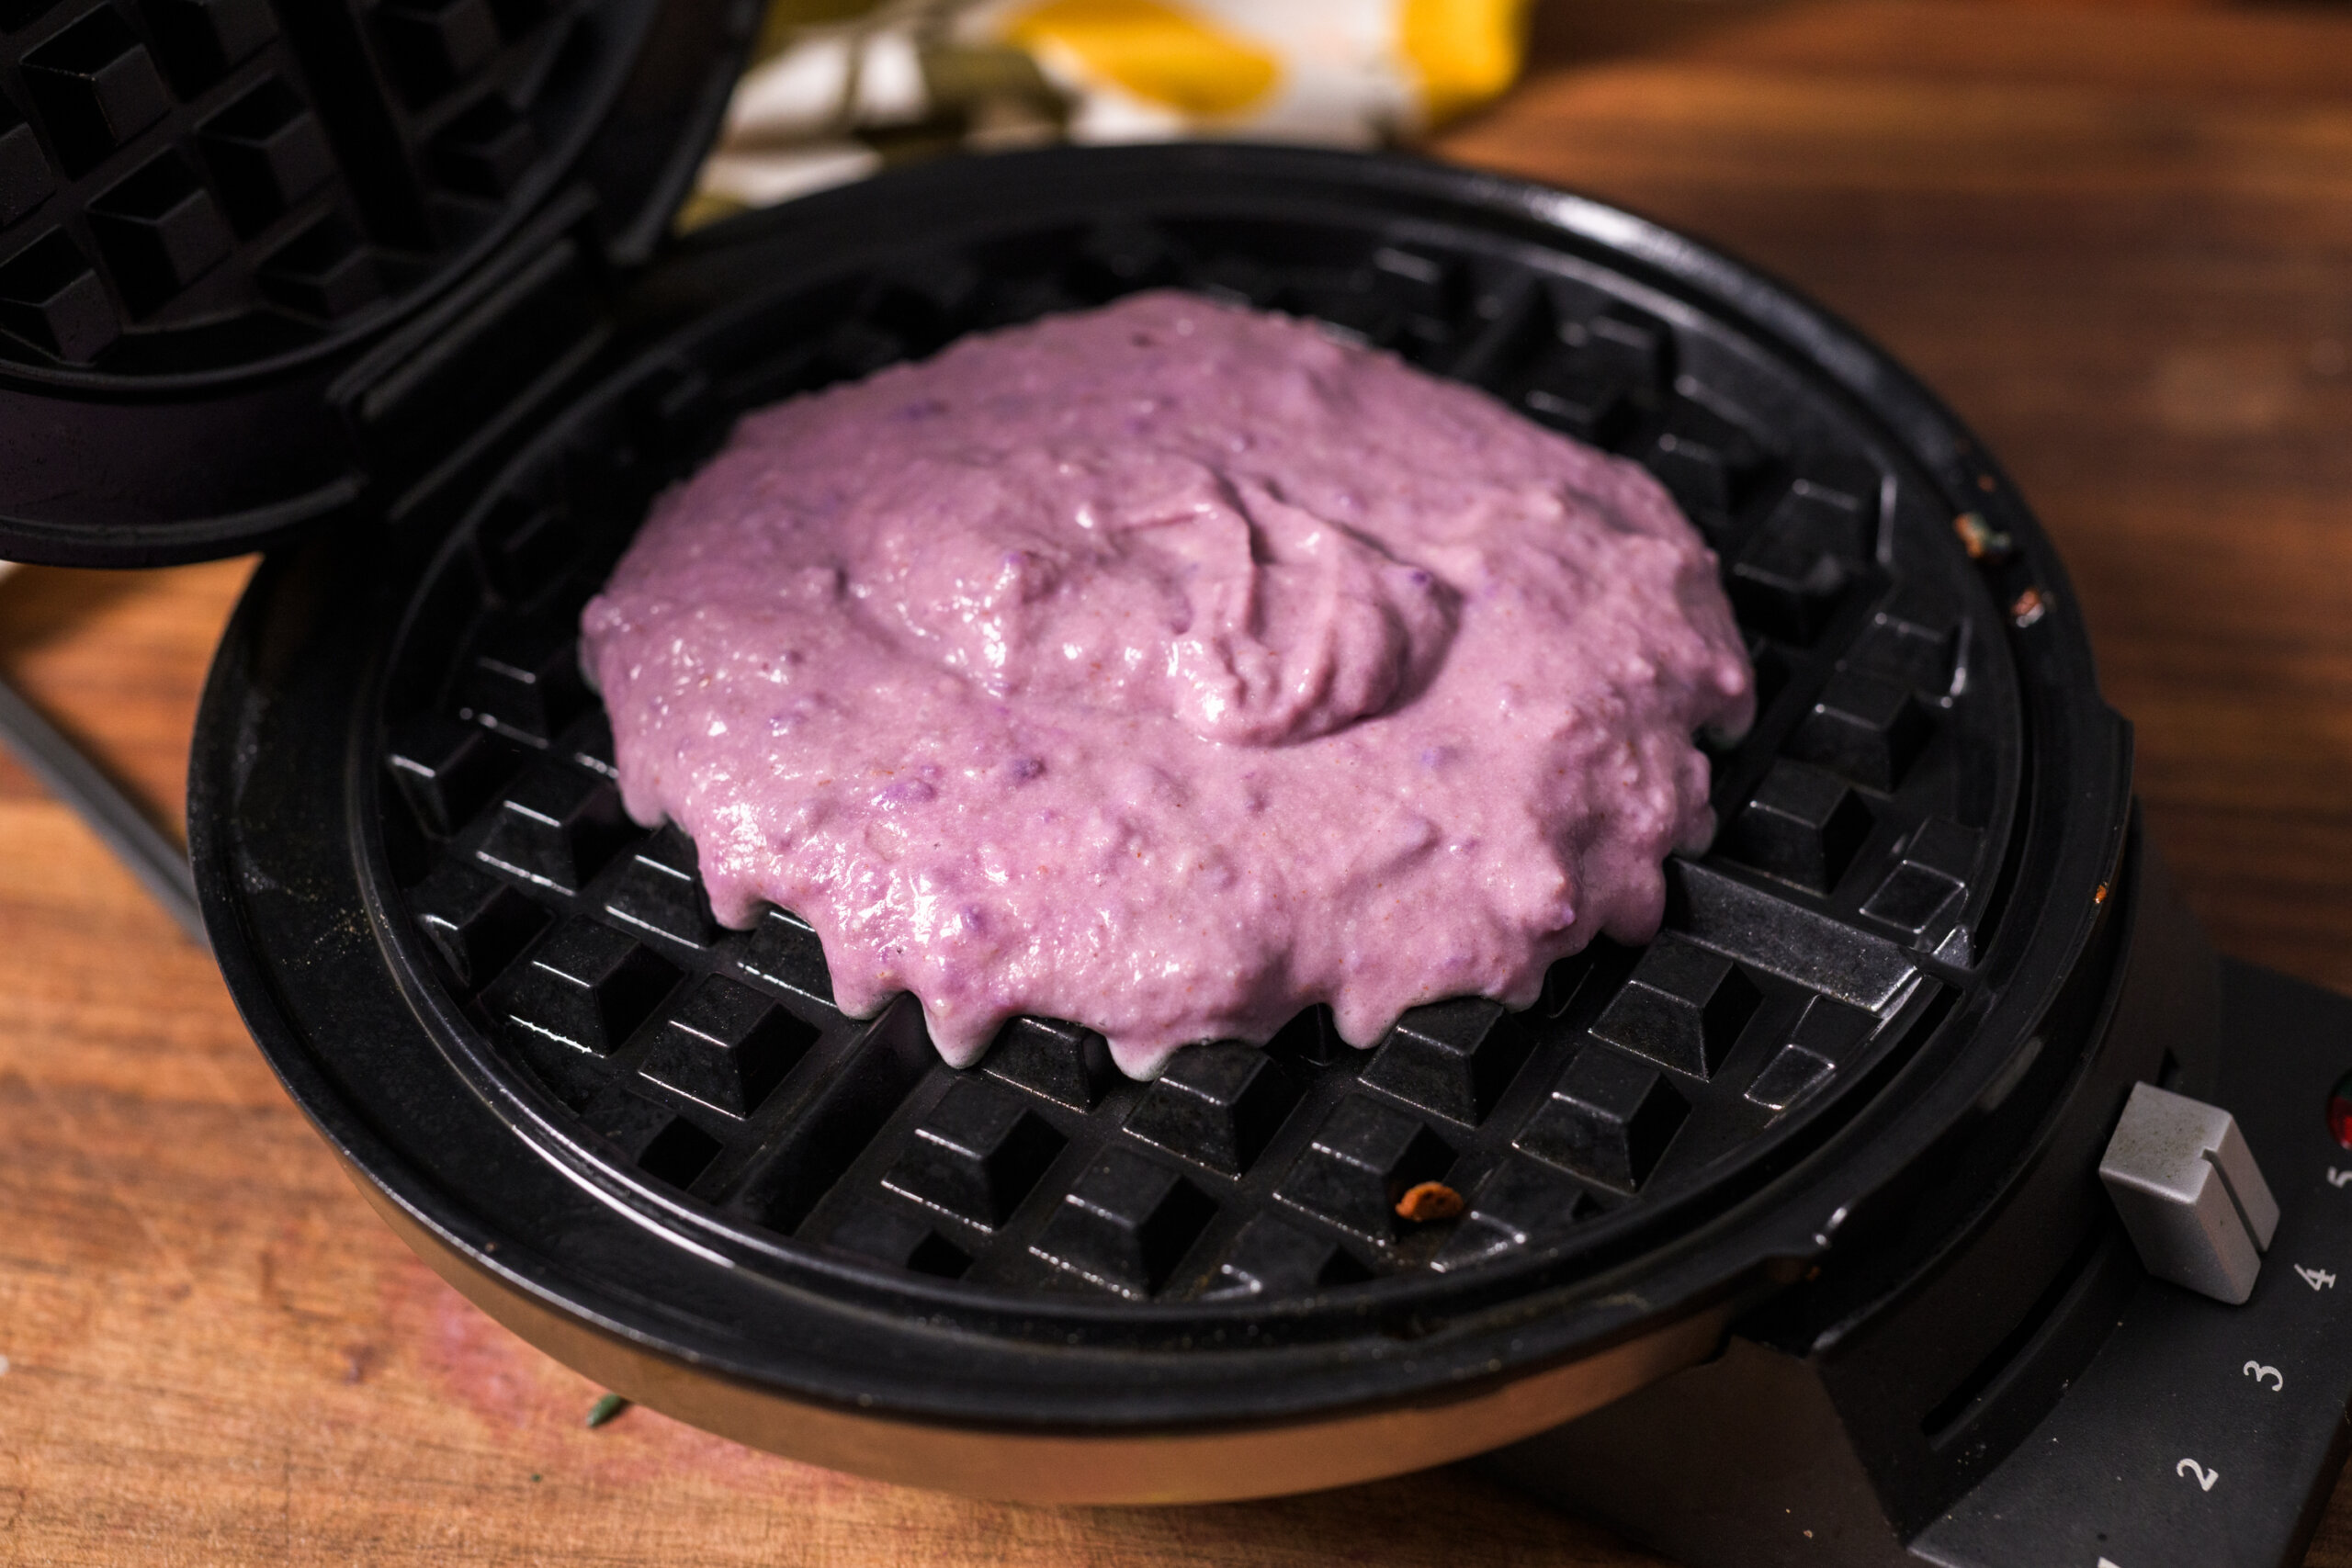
186 144 2135 1501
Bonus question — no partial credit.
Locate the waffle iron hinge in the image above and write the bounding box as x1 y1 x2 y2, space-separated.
327 185 617 532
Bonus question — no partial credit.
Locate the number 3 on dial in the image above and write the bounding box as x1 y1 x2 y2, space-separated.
2245 1361 2284 1391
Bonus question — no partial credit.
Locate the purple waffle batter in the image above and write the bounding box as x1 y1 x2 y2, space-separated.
581 291 1753 1078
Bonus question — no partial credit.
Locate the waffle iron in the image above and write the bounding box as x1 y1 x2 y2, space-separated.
7 8 2352 1566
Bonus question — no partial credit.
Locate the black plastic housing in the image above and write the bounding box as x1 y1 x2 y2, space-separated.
1493 950 2352 1568
1489 818 2222 1551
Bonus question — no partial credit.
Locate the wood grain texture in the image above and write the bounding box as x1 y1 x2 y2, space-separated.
1454 0 2352 1002
5 5 2351 1562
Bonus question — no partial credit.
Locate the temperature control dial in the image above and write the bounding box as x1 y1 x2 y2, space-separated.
2100 1081 2280 1305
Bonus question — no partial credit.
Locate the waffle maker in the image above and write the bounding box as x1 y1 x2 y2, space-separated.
7 7 2352 1565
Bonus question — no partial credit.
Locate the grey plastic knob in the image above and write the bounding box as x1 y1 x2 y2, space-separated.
2099 1081 2279 1305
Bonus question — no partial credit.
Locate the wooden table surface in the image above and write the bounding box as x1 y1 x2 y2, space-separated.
6 3 2352 1562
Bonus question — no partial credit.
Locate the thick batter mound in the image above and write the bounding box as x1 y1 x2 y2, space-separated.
582 291 1753 1078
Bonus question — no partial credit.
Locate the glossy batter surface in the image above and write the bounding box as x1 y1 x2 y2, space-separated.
582 292 1753 1077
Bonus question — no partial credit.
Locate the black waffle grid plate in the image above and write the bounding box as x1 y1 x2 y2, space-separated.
365 182 2040 1314
0 0 656 372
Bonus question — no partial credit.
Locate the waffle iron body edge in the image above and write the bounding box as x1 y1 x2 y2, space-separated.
180 145 2183 1515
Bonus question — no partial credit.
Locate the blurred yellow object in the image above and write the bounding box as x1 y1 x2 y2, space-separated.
1400 0 1532 126
976 0 1532 143
1003 0 1281 119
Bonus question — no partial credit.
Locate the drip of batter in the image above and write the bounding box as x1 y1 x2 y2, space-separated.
582 291 1753 1078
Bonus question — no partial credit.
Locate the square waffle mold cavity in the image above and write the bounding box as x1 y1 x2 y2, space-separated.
376 210 2027 1308
0 0 655 369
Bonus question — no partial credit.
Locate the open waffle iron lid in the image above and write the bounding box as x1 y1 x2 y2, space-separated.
0 0 755 566
187 141 2138 1500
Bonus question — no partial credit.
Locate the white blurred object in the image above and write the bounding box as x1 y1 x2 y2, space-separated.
976 0 1408 147
699 143 885 205
692 0 1531 217
722 25 931 141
